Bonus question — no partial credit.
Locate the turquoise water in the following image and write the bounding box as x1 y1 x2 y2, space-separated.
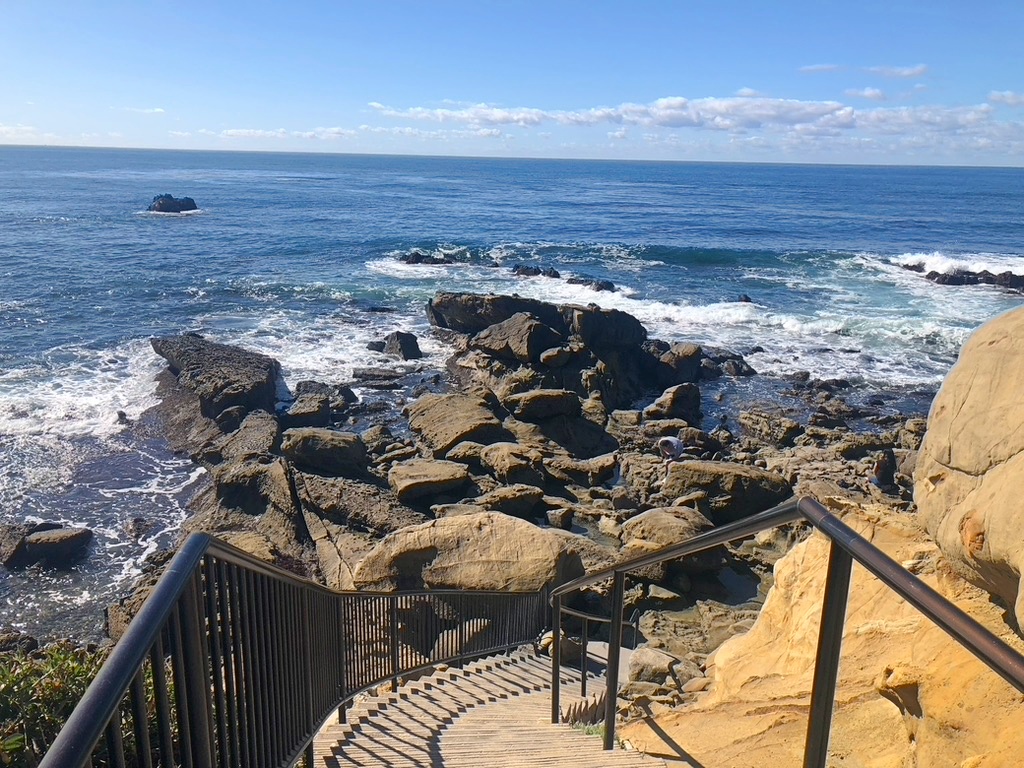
2 146 1023 637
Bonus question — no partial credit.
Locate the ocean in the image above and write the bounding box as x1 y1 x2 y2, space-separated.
2 146 1023 639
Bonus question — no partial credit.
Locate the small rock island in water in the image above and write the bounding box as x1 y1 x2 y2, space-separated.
148 194 198 213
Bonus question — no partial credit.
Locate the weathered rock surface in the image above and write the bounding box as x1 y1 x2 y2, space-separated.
620 504 1024 768
661 461 791 523
915 306 1024 627
1 524 93 568
383 331 423 360
352 512 585 591
151 334 280 419
387 459 470 503
502 389 581 421
280 428 368 476
470 313 565 363
292 473 427 536
405 394 509 456
643 383 701 424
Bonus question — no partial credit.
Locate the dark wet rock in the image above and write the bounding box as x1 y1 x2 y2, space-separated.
383 331 423 360
566 276 617 292
280 392 331 429
294 380 357 409
0 629 39 653
738 294 753 303
22 527 94 568
151 334 280 420
366 340 386 352
148 194 197 213
280 428 369 476
400 249 453 265
644 341 704 388
512 264 560 278
471 313 565 364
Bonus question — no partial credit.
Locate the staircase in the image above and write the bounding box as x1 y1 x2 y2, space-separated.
313 649 667 768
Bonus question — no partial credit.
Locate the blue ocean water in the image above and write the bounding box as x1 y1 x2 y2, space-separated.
2 146 1023 637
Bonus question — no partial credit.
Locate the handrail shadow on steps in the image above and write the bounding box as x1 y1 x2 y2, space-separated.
548 495 1024 765
38 533 548 768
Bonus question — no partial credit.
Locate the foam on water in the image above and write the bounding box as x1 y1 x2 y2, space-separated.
892 250 1024 276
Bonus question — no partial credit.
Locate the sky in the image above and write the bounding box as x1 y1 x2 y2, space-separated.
2 1 1023 165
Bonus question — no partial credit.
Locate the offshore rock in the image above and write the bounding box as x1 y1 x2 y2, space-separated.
151 333 280 419
383 331 423 360
352 512 585 591
148 193 198 213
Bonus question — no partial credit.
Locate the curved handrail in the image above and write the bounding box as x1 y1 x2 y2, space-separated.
551 496 802 599
40 532 549 768
550 494 1024 766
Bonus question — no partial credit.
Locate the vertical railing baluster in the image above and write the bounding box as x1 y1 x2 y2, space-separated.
149 634 174 767
550 592 562 724
303 585 315 768
170 607 194 768
390 596 400 689
105 712 127 768
803 542 854 768
603 571 626 751
239 569 261 768
181 572 214 767
581 617 589 698
204 556 229 768
217 561 241 768
129 669 153 768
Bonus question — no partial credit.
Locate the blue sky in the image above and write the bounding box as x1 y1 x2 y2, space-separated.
2 1 1023 164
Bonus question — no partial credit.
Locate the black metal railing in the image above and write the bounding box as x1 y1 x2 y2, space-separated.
549 495 1024 765
39 533 547 768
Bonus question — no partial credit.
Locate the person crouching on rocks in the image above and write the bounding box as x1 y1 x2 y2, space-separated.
657 436 687 478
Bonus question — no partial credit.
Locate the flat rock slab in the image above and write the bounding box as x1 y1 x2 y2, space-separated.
388 459 470 502
405 394 509 456
151 334 280 418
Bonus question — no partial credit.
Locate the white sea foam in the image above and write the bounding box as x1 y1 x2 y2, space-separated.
892 250 1024 276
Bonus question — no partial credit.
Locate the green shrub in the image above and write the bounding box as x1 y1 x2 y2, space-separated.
0 641 107 767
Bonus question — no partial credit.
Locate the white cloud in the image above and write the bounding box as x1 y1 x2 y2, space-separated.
867 64 928 78
800 64 840 73
369 101 547 127
119 106 166 114
169 130 191 137
990 90 1024 106
846 87 886 101
0 123 42 140
736 88 760 97
608 128 628 140
220 128 290 139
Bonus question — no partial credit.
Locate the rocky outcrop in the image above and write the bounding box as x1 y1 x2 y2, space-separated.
151 334 280 419
148 194 198 213
1 523 93 568
352 512 586 591
660 461 791 523
470 313 565 363
387 459 471 503
383 331 423 360
405 394 510 456
280 428 368 477
914 307 1024 627
620 503 1024 767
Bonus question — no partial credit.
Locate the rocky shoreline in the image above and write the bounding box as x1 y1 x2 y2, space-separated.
92 292 926 698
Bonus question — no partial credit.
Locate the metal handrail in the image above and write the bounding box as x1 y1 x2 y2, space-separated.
549 495 1024 765
39 533 548 768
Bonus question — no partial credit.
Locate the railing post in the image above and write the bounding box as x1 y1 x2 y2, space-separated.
303 589 315 768
581 616 588 698
804 541 854 768
551 592 562 724
180 573 215 768
390 595 401 690
603 571 625 751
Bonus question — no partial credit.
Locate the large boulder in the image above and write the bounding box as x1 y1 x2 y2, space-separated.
280 428 368 476
383 331 423 360
352 512 585 591
661 461 791 523
503 389 582 421
405 394 509 456
470 313 565 364
200 409 280 464
151 334 280 419
427 293 566 335
565 305 647 350
479 442 546 486
643 383 701 424
915 307 1024 626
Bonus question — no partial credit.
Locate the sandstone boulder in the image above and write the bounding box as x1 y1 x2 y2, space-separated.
661 461 791 523
470 313 565 363
405 394 509 456
280 428 368 476
201 409 280 464
388 459 470 503
915 307 1024 626
643 383 701 424
738 409 803 447
469 483 545 519
479 442 546 486
503 389 582 421
151 334 280 419
352 512 585 591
